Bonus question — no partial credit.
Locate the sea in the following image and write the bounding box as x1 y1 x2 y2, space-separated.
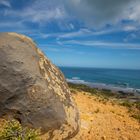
59 67 140 94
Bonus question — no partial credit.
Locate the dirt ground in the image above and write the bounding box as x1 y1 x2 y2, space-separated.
0 90 139 140
72 91 140 140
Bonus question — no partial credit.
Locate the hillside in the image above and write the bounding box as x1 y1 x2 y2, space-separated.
70 87 140 140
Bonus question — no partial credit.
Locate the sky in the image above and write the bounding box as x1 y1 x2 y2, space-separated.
0 0 140 69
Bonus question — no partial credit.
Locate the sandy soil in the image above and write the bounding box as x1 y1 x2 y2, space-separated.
0 90 139 140
72 90 140 140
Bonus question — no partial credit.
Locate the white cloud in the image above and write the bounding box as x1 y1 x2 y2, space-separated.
23 6 66 24
0 21 24 28
56 28 117 39
39 44 74 53
1 0 140 31
57 29 91 38
124 32 140 42
62 40 140 50
0 0 11 8
123 25 137 31
4 0 67 25
128 1 140 23
27 29 90 39
31 28 117 40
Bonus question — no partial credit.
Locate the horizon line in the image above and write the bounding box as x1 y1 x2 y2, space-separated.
57 65 140 70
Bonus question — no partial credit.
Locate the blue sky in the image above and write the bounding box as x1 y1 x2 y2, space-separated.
0 0 140 69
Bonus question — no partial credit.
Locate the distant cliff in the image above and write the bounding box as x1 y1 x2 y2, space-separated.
0 33 79 139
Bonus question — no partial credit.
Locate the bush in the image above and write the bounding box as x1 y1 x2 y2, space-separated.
135 101 140 110
68 83 97 94
131 114 140 123
120 100 133 108
0 120 40 140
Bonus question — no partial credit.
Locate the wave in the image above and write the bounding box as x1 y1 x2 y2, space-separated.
67 78 85 84
115 81 129 88
71 77 80 80
67 78 140 94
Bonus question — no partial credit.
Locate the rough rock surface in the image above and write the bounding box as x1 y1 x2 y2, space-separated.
0 33 79 139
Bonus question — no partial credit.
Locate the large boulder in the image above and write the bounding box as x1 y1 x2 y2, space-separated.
0 33 79 139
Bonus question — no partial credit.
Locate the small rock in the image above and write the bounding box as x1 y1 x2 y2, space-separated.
101 136 106 140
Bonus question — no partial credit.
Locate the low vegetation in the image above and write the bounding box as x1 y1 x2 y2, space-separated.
68 82 97 94
0 119 40 140
120 100 140 122
68 82 117 98
68 82 140 122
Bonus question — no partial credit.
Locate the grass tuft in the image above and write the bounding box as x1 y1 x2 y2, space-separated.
0 119 41 140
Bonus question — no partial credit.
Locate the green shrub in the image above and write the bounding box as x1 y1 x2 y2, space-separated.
68 83 97 94
120 100 133 108
68 83 117 98
131 114 140 122
70 89 77 94
0 120 40 140
135 101 140 110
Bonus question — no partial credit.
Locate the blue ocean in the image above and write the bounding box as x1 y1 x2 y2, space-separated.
59 67 140 93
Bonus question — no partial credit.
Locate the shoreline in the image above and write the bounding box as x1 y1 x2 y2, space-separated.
67 82 140 102
67 79 140 96
68 82 140 123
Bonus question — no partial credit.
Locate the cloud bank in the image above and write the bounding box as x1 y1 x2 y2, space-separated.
1 0 140 29
0 0 140 50
66 0 140 28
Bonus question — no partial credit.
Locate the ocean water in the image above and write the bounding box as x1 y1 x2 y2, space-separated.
59 67 140 93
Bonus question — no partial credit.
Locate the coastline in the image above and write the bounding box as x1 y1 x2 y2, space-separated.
68 82 140 121
67 79 140 98
60 67 140 96
67 82 140 104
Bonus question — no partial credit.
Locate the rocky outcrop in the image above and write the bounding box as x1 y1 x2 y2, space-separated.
0 33 79 139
